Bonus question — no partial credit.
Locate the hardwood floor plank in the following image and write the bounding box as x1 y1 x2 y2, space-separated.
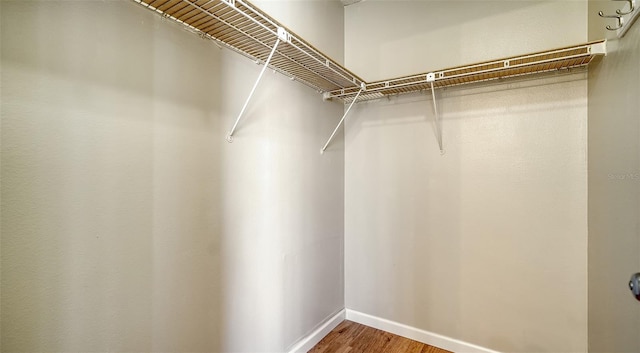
351 325 392 352
386 334 425 353
421 345 449 353
308 320 452 353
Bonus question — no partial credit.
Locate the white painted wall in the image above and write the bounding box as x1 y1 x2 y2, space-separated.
0 1 345 352
587 1 640 352
345 1 588 81
8 1 637 352
255 0 345 64
344 2 589 352
218 2 345 351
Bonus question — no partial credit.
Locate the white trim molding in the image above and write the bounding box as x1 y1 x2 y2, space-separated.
286 309 346 353
345 309 502 353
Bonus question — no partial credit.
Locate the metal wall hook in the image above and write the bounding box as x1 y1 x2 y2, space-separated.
599 10 620 18
608 16 625 30
599 0 639 37
615 0 635 15
599 11 624 30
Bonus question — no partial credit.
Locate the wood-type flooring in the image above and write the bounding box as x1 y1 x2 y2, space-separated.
308 320 453 353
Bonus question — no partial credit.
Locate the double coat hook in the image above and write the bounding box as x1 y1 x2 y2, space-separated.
599 10 624 30
616 0 635 15
599 0 637 32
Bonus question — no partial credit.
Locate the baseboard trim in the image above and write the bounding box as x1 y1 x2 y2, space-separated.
345 309 501 353
286 308 346 353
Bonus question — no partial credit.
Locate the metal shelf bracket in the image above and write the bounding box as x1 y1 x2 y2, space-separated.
590 41 608 55
426 73 444 155
277 27 291 43
320 82 366 154
134 1 606 152
226 28 288 143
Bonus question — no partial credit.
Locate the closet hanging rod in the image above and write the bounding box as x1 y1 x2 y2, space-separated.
325 41 607 103
132 1 324 92
133 1 608 153
133 0 365 93
217 0 361 87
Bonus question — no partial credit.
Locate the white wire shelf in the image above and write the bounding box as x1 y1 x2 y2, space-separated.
325 41 607 103
133 0 365 93
134 1 606 104
130 1 608 152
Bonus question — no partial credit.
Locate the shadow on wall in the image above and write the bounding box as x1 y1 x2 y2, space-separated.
344 67 588 352
1 1 224 351
1 1 346 352
346 0 543 47
345 71 587 146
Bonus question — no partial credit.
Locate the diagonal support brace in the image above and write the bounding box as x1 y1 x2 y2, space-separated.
226 34 284 143
321 83 366 154
427 73 444 154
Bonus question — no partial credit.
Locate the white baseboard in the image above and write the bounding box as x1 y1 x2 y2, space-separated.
286 308 346 353
345 309 501 353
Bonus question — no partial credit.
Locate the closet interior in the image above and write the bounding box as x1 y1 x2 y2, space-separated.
1 0 639 352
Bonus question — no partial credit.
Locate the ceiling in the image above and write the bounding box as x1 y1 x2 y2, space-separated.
340 0 362 6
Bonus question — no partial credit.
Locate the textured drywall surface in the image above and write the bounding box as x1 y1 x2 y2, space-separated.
255 0 345 65
587 1 640 352
218 1 346 351
345 1 588 81
344 2 589 352
0 1 345 352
